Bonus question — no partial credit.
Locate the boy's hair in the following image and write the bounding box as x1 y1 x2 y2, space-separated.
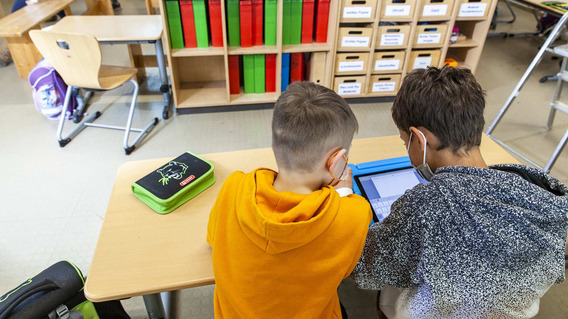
392 67 486 152
272 81 358 172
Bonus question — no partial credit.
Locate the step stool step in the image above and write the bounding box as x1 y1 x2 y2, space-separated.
551 101 568 114
554 44 568 58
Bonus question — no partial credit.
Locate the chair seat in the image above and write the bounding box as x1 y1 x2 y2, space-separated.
98 65 137 90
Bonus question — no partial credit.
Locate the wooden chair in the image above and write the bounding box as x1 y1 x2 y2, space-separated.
29 30 158 155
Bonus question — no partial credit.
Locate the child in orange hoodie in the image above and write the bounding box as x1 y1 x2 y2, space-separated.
207 81 372 319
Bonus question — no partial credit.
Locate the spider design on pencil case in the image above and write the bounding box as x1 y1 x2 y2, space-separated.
157 161 188 186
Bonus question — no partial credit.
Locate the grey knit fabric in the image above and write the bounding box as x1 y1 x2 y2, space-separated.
351 164 568 318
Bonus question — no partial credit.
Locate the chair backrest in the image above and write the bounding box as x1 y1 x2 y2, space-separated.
29 30 104 89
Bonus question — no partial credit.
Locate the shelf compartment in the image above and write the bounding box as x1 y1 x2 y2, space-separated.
446 47 479 70
171 47 225 57
227 45 278 55
418 0 455 21
229 92 279 105
456 0 491 20
283 42 331 53
449 38 479 48
407 49 442 72
340 0 378 23
451 20 485 47
335 52 370 76
455 16 488 21
380 0 417 22
338 27 373 51
372 51 406 74
412 24 448 49
334 75 367 96
376 25 411 50
177 81 229 108
368 74 401 96
173 55 228 108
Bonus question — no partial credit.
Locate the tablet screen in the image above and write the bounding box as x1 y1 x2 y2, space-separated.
354 167 428 222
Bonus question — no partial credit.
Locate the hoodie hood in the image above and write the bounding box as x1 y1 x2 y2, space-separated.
430 164 568 272
235 168 340 254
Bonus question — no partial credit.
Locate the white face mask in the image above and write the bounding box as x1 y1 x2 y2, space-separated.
407 130 435 182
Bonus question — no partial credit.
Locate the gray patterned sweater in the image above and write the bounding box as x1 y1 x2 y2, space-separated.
351 164 568 319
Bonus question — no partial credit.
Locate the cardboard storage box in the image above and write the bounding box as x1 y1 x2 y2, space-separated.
457 0 491 18
419 0 455 20
341 0 377 22
407 50 441 71
338 27 374 50
368 74 401 95
376 25 411 49
335 53 370 75
380 0 416 21
334 76 366 96
413 24 448 48
372 51 405 74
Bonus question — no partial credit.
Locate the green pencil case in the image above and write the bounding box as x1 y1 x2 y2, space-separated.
131 152 215 214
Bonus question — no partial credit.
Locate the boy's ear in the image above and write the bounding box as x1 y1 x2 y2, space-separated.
409 126 426 151
327 148 347 171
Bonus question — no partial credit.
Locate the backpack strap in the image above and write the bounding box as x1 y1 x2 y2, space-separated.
30 68 55 90
0 279 58 319
51 70 76 117
0 261 85 319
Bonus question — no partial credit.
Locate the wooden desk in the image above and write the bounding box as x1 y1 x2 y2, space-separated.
0 0 75 78
50 15 163 42
51 15 173 119
86 134 518 311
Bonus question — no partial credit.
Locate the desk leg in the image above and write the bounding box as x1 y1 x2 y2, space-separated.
142 291 177 319
154 39 173 120
6 30 43 79
128 44 146 83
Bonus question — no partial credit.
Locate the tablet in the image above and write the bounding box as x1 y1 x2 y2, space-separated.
354 166 427 222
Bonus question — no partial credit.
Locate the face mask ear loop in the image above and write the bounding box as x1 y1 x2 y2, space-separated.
407 132 413 153
416 130 428 165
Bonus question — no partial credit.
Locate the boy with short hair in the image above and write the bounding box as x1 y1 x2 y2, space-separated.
207 81 372 318
351 66 568 319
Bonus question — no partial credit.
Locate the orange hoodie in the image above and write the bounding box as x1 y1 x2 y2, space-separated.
207 168 372 318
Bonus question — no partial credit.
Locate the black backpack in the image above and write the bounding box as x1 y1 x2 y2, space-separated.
0 261 130 319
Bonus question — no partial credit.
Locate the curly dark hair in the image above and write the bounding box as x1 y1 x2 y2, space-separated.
392 66 486 152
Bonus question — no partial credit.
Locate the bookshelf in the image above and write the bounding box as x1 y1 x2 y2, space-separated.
159 0 497 108
331 0 498 98
159 0 340 109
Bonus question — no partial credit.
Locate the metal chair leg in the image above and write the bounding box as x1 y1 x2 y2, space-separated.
123 78 159 155
56 85 101 147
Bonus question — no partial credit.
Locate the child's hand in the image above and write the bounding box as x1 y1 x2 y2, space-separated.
334 167 353 189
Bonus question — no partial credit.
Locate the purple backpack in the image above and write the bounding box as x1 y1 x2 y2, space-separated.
28 59 76 120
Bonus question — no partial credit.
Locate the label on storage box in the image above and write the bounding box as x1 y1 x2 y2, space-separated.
417 33 441 44
384 5 411 16
372 81 396 92
338 83 362 95
413 56 433 69
422 4 448 16
341 36 370 47
458 3 487 17
380 33 405 46
343 6 373 18
338 61 365 72
375 59 401 71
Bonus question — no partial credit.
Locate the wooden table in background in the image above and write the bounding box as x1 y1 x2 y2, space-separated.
0 0 75 78
0 0 113 79
85 135 519 319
